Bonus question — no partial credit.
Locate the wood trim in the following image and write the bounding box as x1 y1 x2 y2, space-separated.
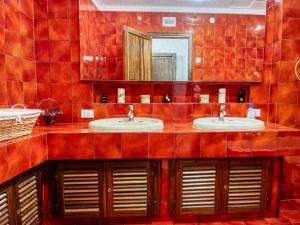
215 159 225 214
169 160 176 216
151 160 161 216
221 159 229 214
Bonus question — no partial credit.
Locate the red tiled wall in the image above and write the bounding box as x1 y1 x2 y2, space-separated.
80 9 265 82
278 0 300 199
0 0 36 108
34 0 82 122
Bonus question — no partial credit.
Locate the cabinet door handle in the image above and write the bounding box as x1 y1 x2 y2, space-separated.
224 185 228 191
107 188 112 193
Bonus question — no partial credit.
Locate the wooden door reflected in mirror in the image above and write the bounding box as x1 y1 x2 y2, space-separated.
124 26 152 81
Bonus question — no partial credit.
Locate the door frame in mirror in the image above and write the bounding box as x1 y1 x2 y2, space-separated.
148 33 193 81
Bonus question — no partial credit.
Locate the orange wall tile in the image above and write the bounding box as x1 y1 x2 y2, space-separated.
0 0 36 107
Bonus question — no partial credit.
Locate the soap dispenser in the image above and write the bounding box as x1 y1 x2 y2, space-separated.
218 88 226 104
247 103 255 119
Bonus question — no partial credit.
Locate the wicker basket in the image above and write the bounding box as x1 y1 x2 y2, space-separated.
0 105 41 142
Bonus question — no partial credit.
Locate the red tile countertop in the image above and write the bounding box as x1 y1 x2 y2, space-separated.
0 122 300 184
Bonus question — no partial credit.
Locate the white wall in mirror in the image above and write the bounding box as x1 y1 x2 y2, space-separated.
90 0 266 15
152 38 189 81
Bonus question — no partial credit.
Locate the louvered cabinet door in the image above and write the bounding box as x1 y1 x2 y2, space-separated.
0 189 13 225
225 159 272 214
57 163 102 218
15 173 42 225
106 161 158 217
174 160 222 215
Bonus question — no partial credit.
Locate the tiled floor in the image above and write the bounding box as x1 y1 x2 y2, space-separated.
135 200 300 225
45 199 300 225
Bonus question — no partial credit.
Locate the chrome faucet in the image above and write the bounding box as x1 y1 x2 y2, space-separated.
219 104 226 121
128 105 134 121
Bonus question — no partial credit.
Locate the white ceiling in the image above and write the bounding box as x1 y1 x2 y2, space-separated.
90 0 266 15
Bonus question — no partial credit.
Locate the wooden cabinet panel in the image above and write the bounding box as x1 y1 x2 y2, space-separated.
0 189 11 225
55 161 161 219
224 159 272 214
171 159 273 217
173 160 223 215
105 161 160 217
56 163 102 218
14 173 42 225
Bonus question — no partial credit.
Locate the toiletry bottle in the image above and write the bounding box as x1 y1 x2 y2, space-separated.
218 88 226 104
247 103 255 119
237 89 246 103
101 93 107 103
117 88 125 103
162 93 171 103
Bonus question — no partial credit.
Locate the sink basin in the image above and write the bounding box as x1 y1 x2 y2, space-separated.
193 117 265 131
89 117 164 132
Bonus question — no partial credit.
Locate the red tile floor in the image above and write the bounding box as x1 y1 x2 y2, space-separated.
44 199 300 225
152 199 300 225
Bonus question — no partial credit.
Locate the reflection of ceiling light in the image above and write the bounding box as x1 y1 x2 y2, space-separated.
195 57 202 64
255 25 262 31
209 17 215 24
137 16 142 21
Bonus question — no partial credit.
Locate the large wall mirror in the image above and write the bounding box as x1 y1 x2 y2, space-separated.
79 0 267 82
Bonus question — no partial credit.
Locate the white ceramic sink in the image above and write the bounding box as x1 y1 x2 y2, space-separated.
89 117 164 132
193 117 265 131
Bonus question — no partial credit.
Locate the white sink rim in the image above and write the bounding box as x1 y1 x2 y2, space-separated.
89 117 164 132
193 117 265 131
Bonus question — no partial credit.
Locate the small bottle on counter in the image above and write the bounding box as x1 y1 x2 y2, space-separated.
162 93 171 103
218 88 226 104
247 103 255 119
101 93 107 103
237 89 246 103
117 88 125 103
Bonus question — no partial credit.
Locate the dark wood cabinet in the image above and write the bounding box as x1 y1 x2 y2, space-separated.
105 161 160 217
172 160 223 215
0 171 42 225
0 186 15 225
56 162 103 218
55 160 161 219
14 172 42 225
171 158 273 217
224 158 272 214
